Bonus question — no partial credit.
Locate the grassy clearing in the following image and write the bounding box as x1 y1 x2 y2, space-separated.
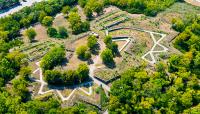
109 29 131 36
17 41 60 61
60 89 74 97
153 45 165 51
145 53 153 62
109 29 153 49
95 68 118 81
162 2 200 17
34 92 55 101
80 84 91 92
32 71 40 80
130 41 147 56
154 33 162 41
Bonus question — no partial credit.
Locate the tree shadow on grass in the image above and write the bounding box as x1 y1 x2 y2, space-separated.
78 55 94 65
61 58 69 66
114 51 121 57
87 59 94 65
90 44 100 55
31 39 38 43
104 61 116 69
47 78 93 90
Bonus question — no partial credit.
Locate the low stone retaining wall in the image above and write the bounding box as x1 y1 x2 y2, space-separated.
94 75 120 85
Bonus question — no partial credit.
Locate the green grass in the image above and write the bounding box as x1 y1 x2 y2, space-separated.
99 86 108 108
153 45 165 51
95 69 118 82
161 2 200 17
131 42 147 56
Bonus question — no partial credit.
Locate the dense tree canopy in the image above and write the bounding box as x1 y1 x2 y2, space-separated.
83 0 104 18
107 0 182 16
68 12 90 34
47 27 58 37
87 35 98 50
0 0 19 10
104 36 118 55
61 5 71 14
42 16 53 27
76 45 91 60
0 0 77 41
174 16 200 52
58 26 68 38
79 0 181 17
40 46 66 71
101 48 114 64
109 61 199 113
0 51 26 83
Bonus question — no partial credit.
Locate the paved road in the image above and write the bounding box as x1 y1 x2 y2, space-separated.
0 0 43 18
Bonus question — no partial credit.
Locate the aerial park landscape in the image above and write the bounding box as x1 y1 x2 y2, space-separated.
0 0 200 113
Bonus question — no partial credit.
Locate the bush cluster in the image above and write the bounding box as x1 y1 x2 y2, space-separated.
47 27 68 38
68 12 90 34
40 46 66 71
44 63 89 85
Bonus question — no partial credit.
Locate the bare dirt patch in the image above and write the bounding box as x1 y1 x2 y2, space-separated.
113 40 127 51
60 89 74 97
34 24 49 41
65 54 86 70
73 37 88 48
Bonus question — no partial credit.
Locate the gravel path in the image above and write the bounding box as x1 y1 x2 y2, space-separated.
141 31 168 64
